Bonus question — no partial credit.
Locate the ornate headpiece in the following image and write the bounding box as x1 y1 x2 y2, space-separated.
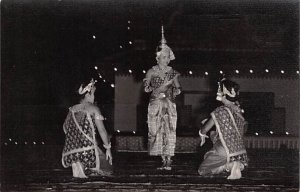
78 78 97 95
216 77 237 101
156 25 175 60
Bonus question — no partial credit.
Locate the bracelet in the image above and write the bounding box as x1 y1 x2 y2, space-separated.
199 130 208 138
103 142 111 149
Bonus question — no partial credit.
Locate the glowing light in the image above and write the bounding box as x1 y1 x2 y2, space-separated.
114 67 118 71
189 71 193 75
129 41 132 45
128 20 131 24
281 70 284 74
127 27 130 30
92 35 96 39
235 70 239 74
286 132 289 135
41 142 45 145
15 142 18 145
265 69 269 73
4 143 7 146
117 130 120 133
249 69 253 73
297 71 299 74
120 45 123 49
24 142 27 145
111 84 115 88
270 131 273 134
220 71 223 74
205 72 208 75
99 75 102 78
255 132 259 136
94 66 98 70
143 70 146 74
33 142 36 145
133 131 136 134
9 138 12 141
103 79 106 82
129 69 132 73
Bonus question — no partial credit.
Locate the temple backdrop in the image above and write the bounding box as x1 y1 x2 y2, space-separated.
115 75 299 136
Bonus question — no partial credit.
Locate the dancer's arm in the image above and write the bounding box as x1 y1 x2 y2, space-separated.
199 118 215 146
143 69 154 92
92 106 113 165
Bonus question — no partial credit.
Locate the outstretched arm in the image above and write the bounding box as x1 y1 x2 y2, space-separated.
199 118 215 146
93 106 112 165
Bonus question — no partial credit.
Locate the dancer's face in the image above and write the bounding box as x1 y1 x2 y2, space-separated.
156 51 170 67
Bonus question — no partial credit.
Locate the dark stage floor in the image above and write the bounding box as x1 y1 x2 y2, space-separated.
1 147 299 192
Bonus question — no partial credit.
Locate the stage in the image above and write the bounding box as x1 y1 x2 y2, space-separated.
1 145 299 191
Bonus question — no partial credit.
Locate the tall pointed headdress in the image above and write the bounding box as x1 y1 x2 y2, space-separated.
156 25 175 60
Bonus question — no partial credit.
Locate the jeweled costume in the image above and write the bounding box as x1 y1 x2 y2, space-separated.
198 104 248 175
62 106 112 176
144 66 181 156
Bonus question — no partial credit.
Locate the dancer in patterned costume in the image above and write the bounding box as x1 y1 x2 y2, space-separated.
62 79 113 178
143 26 181 170
198 79 248 179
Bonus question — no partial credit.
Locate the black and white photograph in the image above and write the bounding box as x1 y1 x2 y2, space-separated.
1 0 299 191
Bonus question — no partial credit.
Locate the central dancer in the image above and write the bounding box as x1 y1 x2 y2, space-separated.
143 26 181 170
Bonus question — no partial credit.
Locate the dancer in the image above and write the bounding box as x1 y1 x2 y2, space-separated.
198 78 248 179
143 26 181 170
62 78 113 178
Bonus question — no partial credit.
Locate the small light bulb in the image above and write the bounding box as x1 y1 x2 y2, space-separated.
143 70 146 74
265 69 269 73
255 132 259 136
129 41 132 45
117 130 120 133
94 66 98 70
114 67 118 71
189 71 193 75
235 70 239 74
129 69 132 73
270 131 273 134
92 35 96 39
220 71 223 74
205 72 208 75
111 84 115 88
286 132 289 135
281 70 284 74
249 69 253 73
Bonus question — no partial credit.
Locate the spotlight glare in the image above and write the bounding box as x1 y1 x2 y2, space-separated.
255 132 259 136
286 131 289 135
189 71 193 75
220 70 223 74
111 84 115 88
129 41 132 45
129 69 132 73
297 71 299 74
249 69 253 73
143 70 146 74
92 35 96 39
270 131 273 134
114 67 118 71
281 70 284 74
133 131 136 134
235 70 239 74
117 130 120 133
265 69 269 73
94 66 98 70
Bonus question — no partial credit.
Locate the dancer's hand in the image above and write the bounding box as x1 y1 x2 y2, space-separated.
199 130 209 146
106 149 113 165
